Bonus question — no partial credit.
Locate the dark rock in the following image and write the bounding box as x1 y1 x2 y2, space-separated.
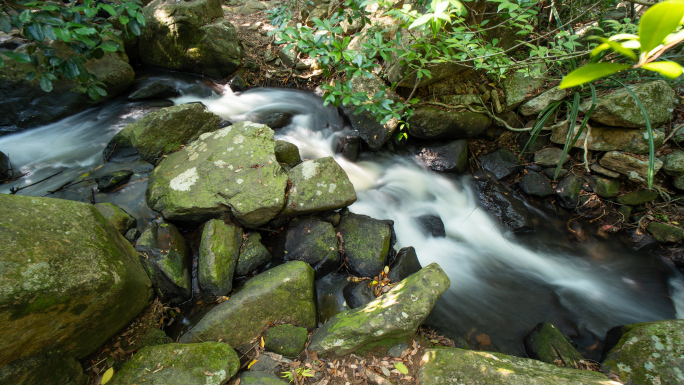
472 172 533 232
555 174 583 209
260 113 293 129
284 217 339 278
647 222 684 243
338 213 395 278
322 211 342 227
336 131 360 162
416 140 468 173
414 215 446 238
236 232 272 276
543 167 568 180
247 353 282 375
264 324 308 357
125 228 140 243
524 322 584 367
316 273 351 323
587 175 620 198
240 371 288 384
0 351 87 385
274 140 302 168
408 107 491 140
96 170 134 192
95 202 136 235
343 281 375 309
229 75 247 92
388 247 422 283
198 219 242 296
520 172 554 197
128 81 180 100
0 151 13 182
617 190 659 205
534 147 570 167
480 148 520 180
517 132 550 161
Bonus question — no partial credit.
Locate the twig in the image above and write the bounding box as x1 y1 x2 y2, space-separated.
10 170 63 194
663 122 684 144
583 123 591 173
418 100 533 132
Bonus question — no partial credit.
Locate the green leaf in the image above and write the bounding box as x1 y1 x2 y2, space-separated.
39 75 53 92
0 55 4 68
641 61 684 78
559 63 631 89
639 0 684 54
26 22 45 42
98 43 118 52
119 15 129 25
102 4 117 17
19 10 32 24
1 51 31 63
128 19 141 36
598 38 638 61
42 24 57 41
0 14 11 33
101 367 114 385
25 71 36 82
55 28 72 42
394 362 409 375
409 14 433 29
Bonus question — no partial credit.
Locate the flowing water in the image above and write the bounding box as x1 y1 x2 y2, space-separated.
2 74 682 359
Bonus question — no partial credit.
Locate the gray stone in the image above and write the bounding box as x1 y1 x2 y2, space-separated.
316 273 351 324
0 151 11 182
125 228 140 243
96 170 134 191
278 46 297 67
388 343 409 358
264 324 308 357
617 190 659 205
472 172 533 232
480 148 521 180
264 49 276 62
599 151 663 183
235 232 272 276
284 217 339 277
587 175 620 198
416 140 468 173
274 140 301 168
408 106 491 140
241 0 267 13
338 213 394 278
0 351 87 385
388 247 422 283
555 174 583 209
95 203 136 235
414 215 445 238
520 173 554 197
519 86 568 116
502 65 546 109
590 163 620 178
675 175 684 190
342 281 375 309
524 322 584 367
260 112 293 129
337 132 360 162
534 147 570 167
661 150 684 176
129 81 180 100
543 167 568 180
241 371 288 384
199 219 242 296
550 122 665 154
647 222 684 243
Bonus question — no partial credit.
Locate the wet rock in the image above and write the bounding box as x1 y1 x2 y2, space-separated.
627 230 658 251
336 131 360 162
587 175 620 198
235 232 272 276
419 348 619 384
146 122 288 226
616 189 658 205
284 217 339 278
646 222 684 243
524 322 584 367
342 281 375 309
274 140 301 168
264 324 308 357
280 157 356 216
179 261 316 350
416 140 468 173
555 174 583 209
601 320 684 385
661 150 684 176
388 247 422 283
199 219 242 296
260 112 293 129
0 351 87 385
519 86 568 116
95 202 136 235
96 170 134 192
241 371 288 384
125 228 140 243
414 215 446 238
338 213 394 278
309 263 449 356
580 80 677 128
534 147 570 167
520 172 554 197
480 148 521 180
599 151 663 183
315 273 350 324
543 167 568 180
109 342 239 385
502 64 546 109
0 151 13 182
229 75 247 92
472 172 533 232
408 107 491 140
0 195 152 368
136 221 191 303
517 131 550 161
550 122 665 154
128 81 180 100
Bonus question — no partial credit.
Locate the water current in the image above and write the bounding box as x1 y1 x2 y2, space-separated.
2 74 682 360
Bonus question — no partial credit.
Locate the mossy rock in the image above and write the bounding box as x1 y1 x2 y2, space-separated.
407 106 491 140
284 217 339 277
235 232 272 276
0 350 87 385
137 328 173 349
502 64 546 109
337 213 394 278
96 170 134 192
523 322 584 367
662 150 684 176
264 324 308 357
617 190 659 206
555 174 583 209
274 140 301 168
240 371 288 384
109 342 239 385
95 203 137 235
587 175 620 198
646 222 684 243
520 173 554 197
198 219 242 296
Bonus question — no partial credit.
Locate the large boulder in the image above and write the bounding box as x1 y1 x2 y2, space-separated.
146 121 288 226
284 217 339 277
601 320 684 385
337 213 394 278
599 151 664 184
0 195 152 368
580 80 677 127
139 0 240 80
419 348 620 384
407 106 491 140
550 122 665 154
198 219 242 296
109 342 239 385
0 351 87 385
104 103 221 164
308 263 449 356
179 261 316 349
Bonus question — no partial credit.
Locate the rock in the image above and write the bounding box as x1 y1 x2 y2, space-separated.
580 80 677 127
240 371 288 384
587 175 620 198
274 140 301 168
235 232 272 276
264 324 308 357
601 320 684 385
675 175 684 191
555 174 584 209
95 203 136 235
280 157 356 216
179 261 316 349
0 195 152 368
0 150 13 182
550 122 665 154
261 112 293 129
105 103 220 164
229 75 247 92
109 342 239 385
241 0 267 13
140 0 240 80
146 121 288 226
338 213 394 278
502 65 546 109
520 172 554 197
128 81 180 100
628 230 659 251
388 247 422 283
388 343 409 358
519 87 568 116
264 49 276 62
472 172 533 232
414 215 446 238
278 46 297 67
480 148 521 180
316 273 351 323
419 348 619 384
199 219 242 296
407 106 491 140
617 189 659 205
342 281 375 309
673 125 684 144
599 151 663 184
590 163 620 178
534 147 570 167
524 322 584 367
517 131 551 160
284 217 339 277
96 170 134 191
647 222 684 243
0 351 87 385
309 263 449 356
136 221 191 303
543 167 568 180
137 328 173 349
336 132 361 162
125 228 140 243
661 150 684 176
415 140 468 173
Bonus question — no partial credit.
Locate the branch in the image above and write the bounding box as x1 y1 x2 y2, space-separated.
624 0 659 5
418 101 532 132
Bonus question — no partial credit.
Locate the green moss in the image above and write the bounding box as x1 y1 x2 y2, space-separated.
198 219 242 296
264 324 308 357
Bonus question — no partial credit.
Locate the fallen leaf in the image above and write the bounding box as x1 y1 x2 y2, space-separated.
101 368 114 385
394 362 409 375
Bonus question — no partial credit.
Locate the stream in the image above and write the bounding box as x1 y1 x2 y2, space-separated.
2 73 683 360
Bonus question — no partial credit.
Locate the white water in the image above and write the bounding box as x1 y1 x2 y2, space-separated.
2 79 682 358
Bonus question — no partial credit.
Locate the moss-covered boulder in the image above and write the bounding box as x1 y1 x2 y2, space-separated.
600 151 664 183
274 140 301 168
136 221 191 303
502 64 546 109
280 157 356 216
337 213 394 278
407 106 491 140
534 147 570 167
0 350 87 385
199 219 242 296
309 263 449 356
109 342 239 385
617 189 659 205
284 217 339 277
95 203 137 235
240 371 289 384
264 324 309 357
647 222 684 243
580 80 677 128
419 348 619 384
146 121 288 226
235 232 272 276
0 195 152 367
524 322 584 367
601 320 684 385
179 261 316 349
550 122 665 154
105 103 220 164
